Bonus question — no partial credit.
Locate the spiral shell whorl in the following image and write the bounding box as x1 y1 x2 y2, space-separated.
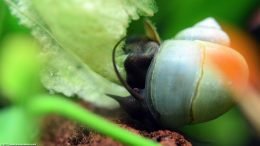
174 17 230 46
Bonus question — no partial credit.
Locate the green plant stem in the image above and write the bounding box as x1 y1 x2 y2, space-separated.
27 94 160 146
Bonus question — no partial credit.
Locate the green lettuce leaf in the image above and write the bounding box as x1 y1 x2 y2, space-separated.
5 0 157 108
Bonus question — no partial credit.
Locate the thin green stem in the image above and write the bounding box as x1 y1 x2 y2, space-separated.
27 94 160 146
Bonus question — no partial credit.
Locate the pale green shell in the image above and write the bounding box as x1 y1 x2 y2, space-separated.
145 18 248 128
175 17 230 46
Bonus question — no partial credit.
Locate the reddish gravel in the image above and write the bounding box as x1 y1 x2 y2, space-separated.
39 99 192 146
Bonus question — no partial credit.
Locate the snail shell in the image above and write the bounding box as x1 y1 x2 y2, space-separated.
175 18 230 46
145 18 249 128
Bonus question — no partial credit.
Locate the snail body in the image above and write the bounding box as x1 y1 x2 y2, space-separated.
112 18 249 129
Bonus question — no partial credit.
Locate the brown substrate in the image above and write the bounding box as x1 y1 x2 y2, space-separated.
39 99 192 146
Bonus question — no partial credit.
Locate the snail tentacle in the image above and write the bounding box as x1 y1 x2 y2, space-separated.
112 37 144 101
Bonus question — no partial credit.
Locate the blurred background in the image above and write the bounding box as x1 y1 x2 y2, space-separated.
0 0 260 146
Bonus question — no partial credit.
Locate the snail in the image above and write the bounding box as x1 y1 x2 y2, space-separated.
108 18 249 129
